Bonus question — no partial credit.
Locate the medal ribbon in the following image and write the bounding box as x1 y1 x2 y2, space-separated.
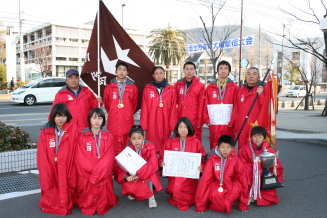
249 141 262 200
183 83 188 100
135 141 145 157
219 157 227 188
217 80 227 101
156 87 164 103
92 130 101 158
54 126 64 155
180 139 186 151
118 80 126 103
180 139 186 152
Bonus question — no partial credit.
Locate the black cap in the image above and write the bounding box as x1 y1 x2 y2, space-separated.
66 69 79 78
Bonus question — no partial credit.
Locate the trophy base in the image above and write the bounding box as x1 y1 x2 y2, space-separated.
261 175 282 190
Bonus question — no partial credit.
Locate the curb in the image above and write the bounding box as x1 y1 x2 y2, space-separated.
283 138 327 145
277 128 325 134
278 99 326 109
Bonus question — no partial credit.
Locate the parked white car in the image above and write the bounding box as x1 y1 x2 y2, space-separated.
286 85 307 98
11 77 67 105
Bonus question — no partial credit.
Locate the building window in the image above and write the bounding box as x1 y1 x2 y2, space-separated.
46 28 52 36
69 58 78 61
56 57 67 61
30 34 35 42
200 59 212 65
37 31 42 39
277 52 283 62
292 52 300 61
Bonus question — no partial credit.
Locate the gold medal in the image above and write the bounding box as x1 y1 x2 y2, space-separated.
54 156 58 162
159 102 163 107
118 103 124 108
218 186 223 192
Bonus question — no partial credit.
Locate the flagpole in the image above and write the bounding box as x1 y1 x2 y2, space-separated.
234 56 276 147
97 0 101 107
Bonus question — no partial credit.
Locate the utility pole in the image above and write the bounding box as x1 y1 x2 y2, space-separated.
280 24 285 86
122 3 126 28
258 24 261 76
19 0 25 82
238 0 243 87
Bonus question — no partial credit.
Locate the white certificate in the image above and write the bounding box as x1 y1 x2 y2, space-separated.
115 146 146 176
207 104 233 125
163 150 202 179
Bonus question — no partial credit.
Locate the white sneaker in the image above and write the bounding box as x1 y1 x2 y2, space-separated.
128 195 135 200
148 196 157 208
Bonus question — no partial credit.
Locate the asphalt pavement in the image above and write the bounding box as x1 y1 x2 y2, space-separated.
1 93 327 217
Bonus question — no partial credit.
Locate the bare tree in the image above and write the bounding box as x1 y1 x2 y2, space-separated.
31 45 52 78
285 56 318 110
187 0 239 79
0 21 6 64
265 0 327 78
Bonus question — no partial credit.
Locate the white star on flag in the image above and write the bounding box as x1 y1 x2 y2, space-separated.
101 36 140 75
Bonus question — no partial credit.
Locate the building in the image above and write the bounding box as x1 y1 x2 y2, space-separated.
15 22 159 81
273 37 326 85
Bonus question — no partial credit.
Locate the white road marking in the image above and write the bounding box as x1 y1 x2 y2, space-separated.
0 189 40 201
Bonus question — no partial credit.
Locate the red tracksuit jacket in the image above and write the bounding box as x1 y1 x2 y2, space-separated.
203 79 238 149
103 78 138 154
140 83 177 152
51 86 99 131
229 83 266 148
37 121 78 216
160 136 206 211
74 128 118 216
195 153 249 214
238 141 284 206
114 141 163 201
174 77 205 142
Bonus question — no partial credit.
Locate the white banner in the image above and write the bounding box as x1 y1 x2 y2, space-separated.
188 35 254 53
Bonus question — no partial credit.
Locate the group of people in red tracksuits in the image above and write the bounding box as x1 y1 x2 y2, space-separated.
37 61 283 216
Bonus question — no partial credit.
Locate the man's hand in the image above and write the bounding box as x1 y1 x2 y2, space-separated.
257 86 263 95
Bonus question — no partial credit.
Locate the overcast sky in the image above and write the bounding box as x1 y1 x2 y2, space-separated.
0 0 325 39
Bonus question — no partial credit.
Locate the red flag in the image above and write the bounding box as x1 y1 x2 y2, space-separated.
81 1 155 111
251 72 278 149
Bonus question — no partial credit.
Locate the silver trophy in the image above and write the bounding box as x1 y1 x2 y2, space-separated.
259 148 281 190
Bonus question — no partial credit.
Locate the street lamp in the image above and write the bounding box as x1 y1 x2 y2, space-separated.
122 3 126 28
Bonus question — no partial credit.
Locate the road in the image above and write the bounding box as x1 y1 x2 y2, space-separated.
279 93 326 102
1 99 327 217
0 100 52 143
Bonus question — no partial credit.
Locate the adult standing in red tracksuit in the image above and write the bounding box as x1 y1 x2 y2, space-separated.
74 108 118 216
140 66 177 153
228 67 265 149
50 69 101 131
175 62 205 142
103 62 138 154
203 60 238 149
37 103 78 216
